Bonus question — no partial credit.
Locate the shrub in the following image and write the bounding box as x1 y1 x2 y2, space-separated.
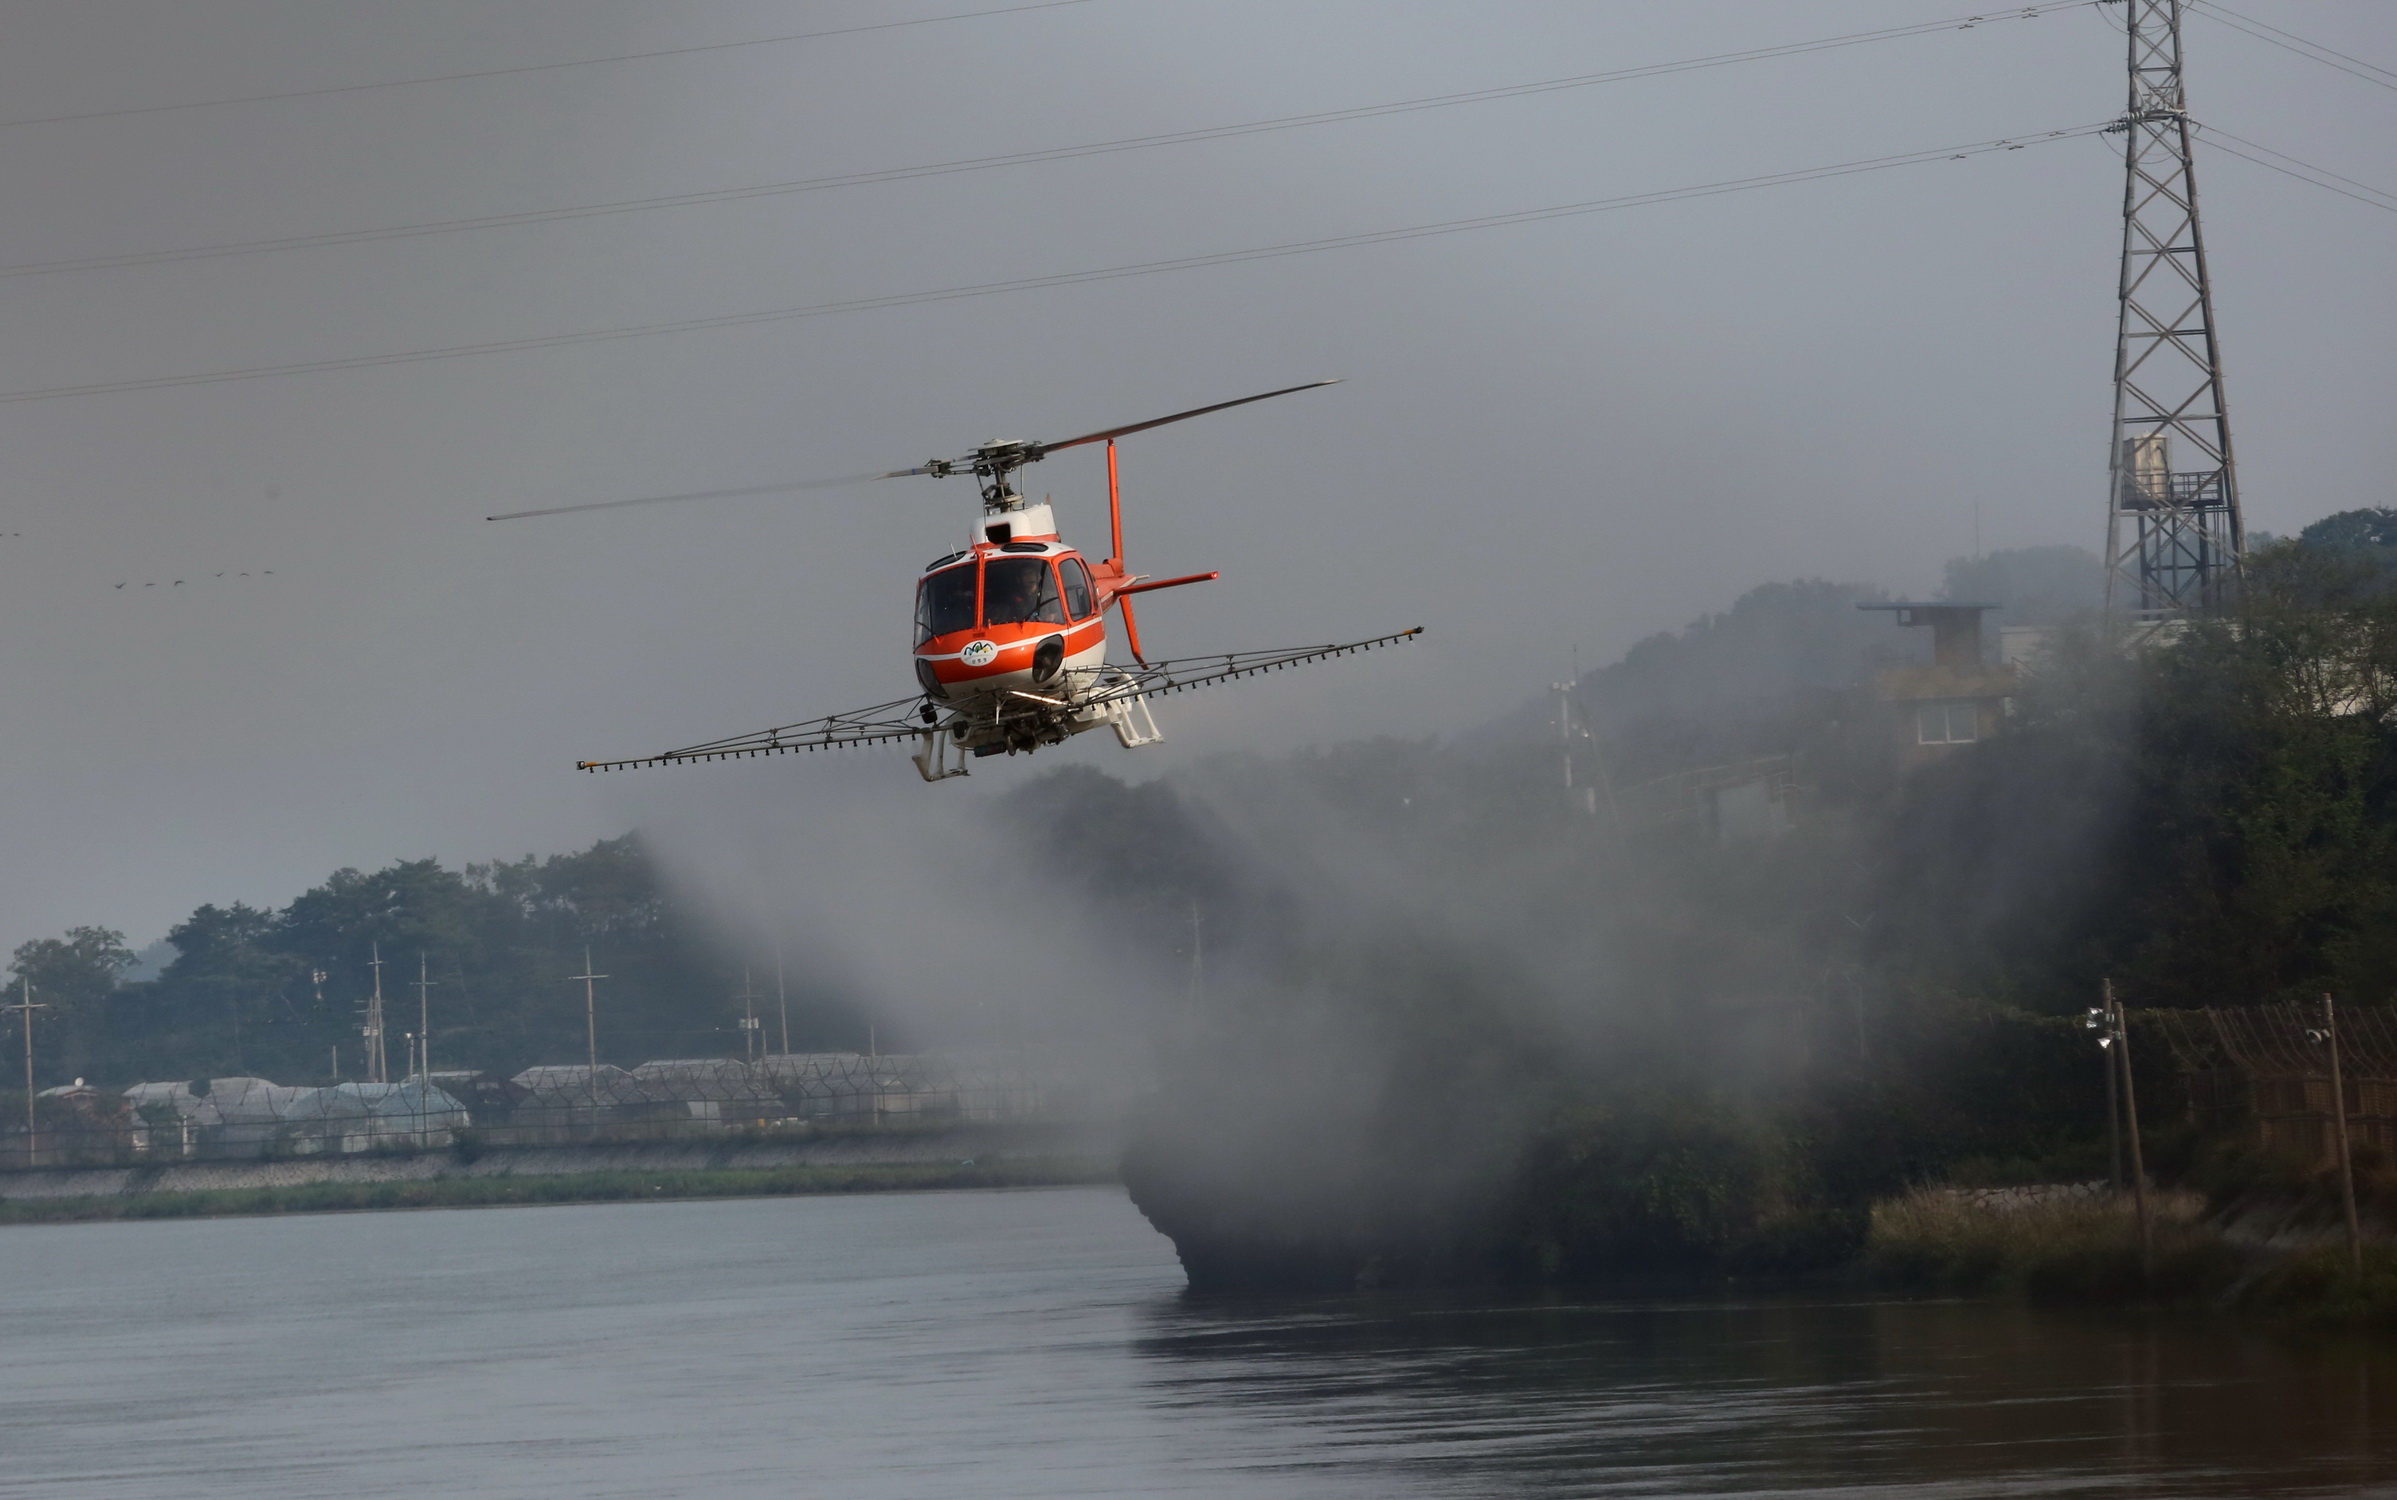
1865 1186 2235 1301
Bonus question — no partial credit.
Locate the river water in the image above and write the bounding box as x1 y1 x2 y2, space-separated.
3 1185 2394 1498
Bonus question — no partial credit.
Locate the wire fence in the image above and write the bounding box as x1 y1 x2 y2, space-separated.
2147 1002 2397 1163
0 1052 1108 1170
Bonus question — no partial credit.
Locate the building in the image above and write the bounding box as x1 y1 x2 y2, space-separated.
118 1078 308 1157
280 1081 472 1153
12 1081 133 1165
507 1064 672 1140
628 1059 784 1126
1857 602 2020 770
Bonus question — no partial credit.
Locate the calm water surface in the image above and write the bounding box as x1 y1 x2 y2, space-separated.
3 1185 2394 1498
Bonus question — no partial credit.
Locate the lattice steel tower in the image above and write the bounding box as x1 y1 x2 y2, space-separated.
2102 0 2244 621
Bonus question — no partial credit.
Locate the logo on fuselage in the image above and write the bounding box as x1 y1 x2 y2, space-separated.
959 640 999 668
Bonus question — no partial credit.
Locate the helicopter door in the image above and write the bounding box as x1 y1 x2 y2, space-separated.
1058 557 1095 619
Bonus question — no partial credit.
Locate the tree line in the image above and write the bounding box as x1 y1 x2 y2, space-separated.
7 836 861 1088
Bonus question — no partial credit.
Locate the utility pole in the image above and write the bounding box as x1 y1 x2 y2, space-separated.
2105 1010 2124 1192
2100 0 2244 622
5 980 47 1159
1552 675 1609 821
1556 662 1621 827
775 945 790 1057
2089 981 2151 1272
2113 982 2153 1275
2322 994 2364 1277
413 953 438 1081
570 948 608 1101
736 968 761 1064
365 943 389 1085
1555 680 1577 795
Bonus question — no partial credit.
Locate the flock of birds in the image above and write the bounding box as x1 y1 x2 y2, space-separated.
0 530 282 590
112 570 274 590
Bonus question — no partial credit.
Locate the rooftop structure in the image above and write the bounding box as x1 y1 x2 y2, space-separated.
1858 603 2019 768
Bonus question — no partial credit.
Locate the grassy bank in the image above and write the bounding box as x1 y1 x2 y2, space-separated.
1865 1185 2397 1325
1866 1187 2237 1301
0 1157 1114 1225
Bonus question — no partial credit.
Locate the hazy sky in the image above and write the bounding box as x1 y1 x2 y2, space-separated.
0 0 2388 951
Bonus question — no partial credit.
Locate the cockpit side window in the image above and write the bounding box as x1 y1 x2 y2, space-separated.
982 557 1066 626
915 564 979 645
1058 557 1094 620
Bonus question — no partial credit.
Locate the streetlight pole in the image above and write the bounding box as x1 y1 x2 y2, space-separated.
2089 979 2152 1276
2114 984 2152 1276
2105 1015 2123 1192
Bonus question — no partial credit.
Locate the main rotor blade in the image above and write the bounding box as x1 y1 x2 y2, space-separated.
1033 379 1340 457
486 470 908 522
490 379 1339 520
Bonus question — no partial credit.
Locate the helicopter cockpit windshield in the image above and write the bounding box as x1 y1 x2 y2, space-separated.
915 564 978 645
982 557 1066 627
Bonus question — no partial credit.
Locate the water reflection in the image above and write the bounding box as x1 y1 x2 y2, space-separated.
3 1189 2393 1498
1136 1291 2397 1495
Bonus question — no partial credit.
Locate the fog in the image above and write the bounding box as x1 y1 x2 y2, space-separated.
631 756 1178 1053
0 0 2388 951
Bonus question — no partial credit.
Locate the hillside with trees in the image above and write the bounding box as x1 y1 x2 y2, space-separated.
1082 534 2397 1285
8 837 865 1087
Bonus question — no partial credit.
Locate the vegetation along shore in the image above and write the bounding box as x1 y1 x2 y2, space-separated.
0 1156 1113 1226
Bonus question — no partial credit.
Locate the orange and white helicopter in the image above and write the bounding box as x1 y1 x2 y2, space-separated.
492 381 1419 781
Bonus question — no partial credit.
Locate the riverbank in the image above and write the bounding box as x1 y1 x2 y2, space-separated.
1864 1182 2397 1325
0 1157 1112 1224
0 1123 1118 1224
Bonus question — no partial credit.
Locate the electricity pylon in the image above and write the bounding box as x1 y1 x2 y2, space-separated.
2102 0 2244 623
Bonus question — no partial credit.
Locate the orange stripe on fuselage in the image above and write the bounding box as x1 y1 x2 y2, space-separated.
914 541 1110 690
918 616 1107 685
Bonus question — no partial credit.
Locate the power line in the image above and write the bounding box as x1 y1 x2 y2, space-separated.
2201 125 2397 202
2188 0 2397 94
2197 124 2397 214
0 125 2104 406
0 1 2092 283
0 0 1104 133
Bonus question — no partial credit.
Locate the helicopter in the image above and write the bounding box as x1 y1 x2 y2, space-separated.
490 380 1420 782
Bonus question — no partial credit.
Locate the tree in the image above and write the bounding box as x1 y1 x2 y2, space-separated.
153 903 308 1077
9 927 134 1081
2296 508 2397 596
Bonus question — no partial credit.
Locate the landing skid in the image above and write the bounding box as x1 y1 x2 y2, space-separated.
1105 693 1164 748
913 690 1162 780
911 730 972 783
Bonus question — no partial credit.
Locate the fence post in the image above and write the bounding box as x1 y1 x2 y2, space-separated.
2325 993 2364 1278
